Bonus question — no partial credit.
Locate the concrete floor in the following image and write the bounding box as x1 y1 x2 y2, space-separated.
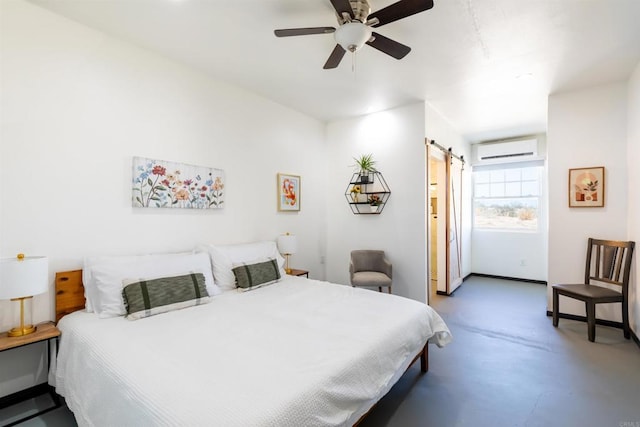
0 393 75 427
361 276 640 427
2 276 639 426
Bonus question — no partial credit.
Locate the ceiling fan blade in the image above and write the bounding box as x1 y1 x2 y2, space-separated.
366 32 411 59
330 0 354 19
274 27 336 37
369 0 434 27
323 44 347 69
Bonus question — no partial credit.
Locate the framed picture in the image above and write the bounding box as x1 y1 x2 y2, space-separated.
277 173 300 211
132 157 225 209
568 166 605 208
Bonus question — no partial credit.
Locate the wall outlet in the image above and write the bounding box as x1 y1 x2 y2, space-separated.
320 256 326 265
520 259 527 266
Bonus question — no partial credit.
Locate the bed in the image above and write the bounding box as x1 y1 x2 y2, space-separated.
51 242 452 426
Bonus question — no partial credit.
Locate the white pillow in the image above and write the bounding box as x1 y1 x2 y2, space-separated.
88 252 219 318
202 241 286 291
84 253 177 312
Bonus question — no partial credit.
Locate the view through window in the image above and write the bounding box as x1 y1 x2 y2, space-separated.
473 166 541 231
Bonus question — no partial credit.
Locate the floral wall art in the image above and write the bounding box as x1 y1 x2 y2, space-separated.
132 157 225 209
277 173 300 211
568 166 604 208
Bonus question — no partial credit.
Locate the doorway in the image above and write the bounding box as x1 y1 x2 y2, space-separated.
426 139 464 297
428 153 446 298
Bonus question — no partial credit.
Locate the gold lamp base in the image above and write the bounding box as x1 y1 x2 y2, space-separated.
8 324 36 337
8 296 37 337
284 254 292 274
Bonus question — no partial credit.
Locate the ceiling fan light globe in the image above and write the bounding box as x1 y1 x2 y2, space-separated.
334 22 372 53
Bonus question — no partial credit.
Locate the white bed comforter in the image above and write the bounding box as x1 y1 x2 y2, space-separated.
54 277 451 427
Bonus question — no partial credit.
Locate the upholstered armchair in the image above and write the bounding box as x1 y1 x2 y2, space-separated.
349 250 392 293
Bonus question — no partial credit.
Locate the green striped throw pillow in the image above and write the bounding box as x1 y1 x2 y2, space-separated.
122 273 210 320
232 258 281 291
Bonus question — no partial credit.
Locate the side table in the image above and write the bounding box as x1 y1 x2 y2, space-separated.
0 322 61 426
287 269 309 278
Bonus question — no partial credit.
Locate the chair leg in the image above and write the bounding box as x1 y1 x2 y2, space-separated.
552 289 559 327
388 285 392 294
622 300 631 340
378 286 382 292
586 302 596 342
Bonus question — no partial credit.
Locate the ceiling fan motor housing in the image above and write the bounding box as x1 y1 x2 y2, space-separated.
343 0 371 24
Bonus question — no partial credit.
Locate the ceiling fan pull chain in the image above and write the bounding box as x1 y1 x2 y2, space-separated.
352 52 356 74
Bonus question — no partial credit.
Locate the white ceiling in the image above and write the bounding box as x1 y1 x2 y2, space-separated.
29 0 640 142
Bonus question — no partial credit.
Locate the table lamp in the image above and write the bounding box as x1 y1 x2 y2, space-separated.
0 254 48 337
277 233 297 274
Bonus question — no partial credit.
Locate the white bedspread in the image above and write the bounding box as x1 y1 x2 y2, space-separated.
54 277 451 427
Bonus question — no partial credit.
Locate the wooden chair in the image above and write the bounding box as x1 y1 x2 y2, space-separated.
552 238 635 342
349 250 392 294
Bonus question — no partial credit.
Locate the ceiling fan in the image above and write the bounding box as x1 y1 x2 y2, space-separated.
274 0 434 69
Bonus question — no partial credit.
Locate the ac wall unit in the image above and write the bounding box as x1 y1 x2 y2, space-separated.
476 139 537 161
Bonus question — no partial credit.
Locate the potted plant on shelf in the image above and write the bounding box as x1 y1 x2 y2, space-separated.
352 153 377 184
368 195 382 212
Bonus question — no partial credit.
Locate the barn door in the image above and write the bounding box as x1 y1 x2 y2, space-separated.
446 152 463 294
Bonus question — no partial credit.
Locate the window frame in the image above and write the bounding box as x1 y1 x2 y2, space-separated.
472 163 543 233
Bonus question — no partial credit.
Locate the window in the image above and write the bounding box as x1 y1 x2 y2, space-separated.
473 166 541 231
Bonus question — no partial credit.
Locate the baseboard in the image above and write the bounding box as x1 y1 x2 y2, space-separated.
470 273 547 285
546 310 640 350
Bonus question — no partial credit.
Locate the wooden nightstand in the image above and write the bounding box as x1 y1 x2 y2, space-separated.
0 322 62 424
287 269 309 278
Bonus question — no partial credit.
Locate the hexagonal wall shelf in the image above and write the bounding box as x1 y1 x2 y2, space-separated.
345 171 391 215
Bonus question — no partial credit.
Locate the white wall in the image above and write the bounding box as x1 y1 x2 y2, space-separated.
472 230 548 281
626 63 640 334
470 134 548 282
547 82 629 321
0 0 326 397
325 103 428 303
424 103 472 293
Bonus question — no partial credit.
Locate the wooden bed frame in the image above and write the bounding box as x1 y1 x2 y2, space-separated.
55 270 85 323
54 268 429 424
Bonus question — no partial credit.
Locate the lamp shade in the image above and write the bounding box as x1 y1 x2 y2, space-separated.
277 234 297 255
334 22 372 52
0 256 48 299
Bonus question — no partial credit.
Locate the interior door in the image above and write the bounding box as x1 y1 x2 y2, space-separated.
426 145 447 297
